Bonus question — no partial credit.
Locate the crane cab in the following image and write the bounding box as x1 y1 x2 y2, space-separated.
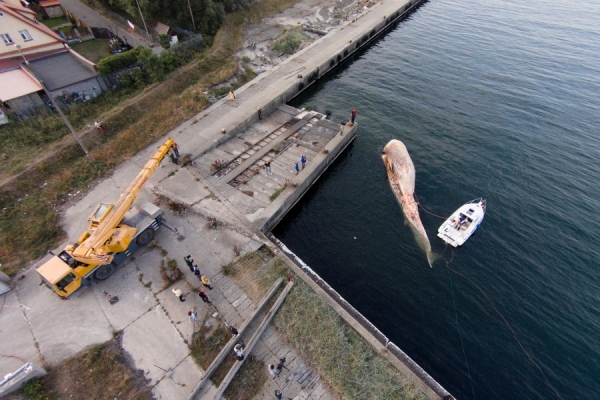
37 252 84 298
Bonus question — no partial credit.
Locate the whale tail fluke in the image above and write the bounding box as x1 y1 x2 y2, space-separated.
426 250 438 268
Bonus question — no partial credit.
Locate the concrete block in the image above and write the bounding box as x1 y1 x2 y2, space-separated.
0 291 39 379
133 250 167 295
121 305 189 385
151 355 203 400
157 168 212 206
93 261 157 331
0 363 46 397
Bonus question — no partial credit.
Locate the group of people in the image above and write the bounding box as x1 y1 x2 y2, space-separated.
294 155 307 175
183 254 213 302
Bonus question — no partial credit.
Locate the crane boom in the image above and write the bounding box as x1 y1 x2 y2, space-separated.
71 138 174 263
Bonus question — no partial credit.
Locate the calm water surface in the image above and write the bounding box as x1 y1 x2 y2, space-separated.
273 0 600 398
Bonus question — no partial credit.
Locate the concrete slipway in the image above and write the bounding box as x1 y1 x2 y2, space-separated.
0 0 452 398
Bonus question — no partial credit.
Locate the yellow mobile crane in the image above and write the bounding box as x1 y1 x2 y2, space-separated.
37 138 176 299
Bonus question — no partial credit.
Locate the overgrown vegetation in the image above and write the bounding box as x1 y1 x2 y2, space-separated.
221 247 288 304
154 195 188 215
223 356 268 400
190 324 230 370
94 0 226 36
274 280 423 399
210 158 227 172
16 339 150 399
272 28 308 55
160 258 182 289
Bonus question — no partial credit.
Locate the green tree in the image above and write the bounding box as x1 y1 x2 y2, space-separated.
160 50 183 73
136 47 165 81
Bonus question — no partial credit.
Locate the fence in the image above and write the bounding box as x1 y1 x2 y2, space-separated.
103 9 153 42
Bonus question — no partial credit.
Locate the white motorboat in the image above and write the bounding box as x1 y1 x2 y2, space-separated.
437 198 486 247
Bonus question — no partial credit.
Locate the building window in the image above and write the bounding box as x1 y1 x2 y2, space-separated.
1 33 14 45
19 30 33 41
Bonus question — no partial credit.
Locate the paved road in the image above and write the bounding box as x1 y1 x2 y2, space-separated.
60 0 155 49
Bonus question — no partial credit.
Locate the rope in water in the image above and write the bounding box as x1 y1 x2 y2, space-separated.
442 246 564 400
414 194 448 220
443 245 477 399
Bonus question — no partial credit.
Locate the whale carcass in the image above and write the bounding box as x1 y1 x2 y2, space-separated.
382 139 433 266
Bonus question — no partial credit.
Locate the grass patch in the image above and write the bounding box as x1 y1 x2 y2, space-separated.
223 356 268 400
160 259 183 289
269 187 285 202
272 29 308 55
41 17 68 28
221 247 289 304
14 338 150 399
274 280 424 399
71 39 113 64
189 322 238 386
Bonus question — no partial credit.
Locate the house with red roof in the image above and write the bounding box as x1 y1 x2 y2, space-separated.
0 0 105 118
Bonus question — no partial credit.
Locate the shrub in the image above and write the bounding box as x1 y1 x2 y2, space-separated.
98 46 143 75
137 47 165 82
171 36 205 62
272 30 307 55
159 34 171 49
160 50 183 74
22 377 46 400
118 68 145 89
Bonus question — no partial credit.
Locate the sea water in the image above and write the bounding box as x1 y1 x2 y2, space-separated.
273 0 600 398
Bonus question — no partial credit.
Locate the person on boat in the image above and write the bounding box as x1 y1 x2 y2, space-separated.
455 215 466 229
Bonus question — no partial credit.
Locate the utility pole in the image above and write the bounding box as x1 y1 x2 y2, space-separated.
16 45 94 162
186 0 196 30
134 0 151 41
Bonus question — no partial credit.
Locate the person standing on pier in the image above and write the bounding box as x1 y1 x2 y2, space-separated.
265 161 272 175
197 289 210 303
192 264 201 278
172 287 186 302
301 155 306 169
184 255 195 272
201 274 213 290
188 310 198 327
294 162 300 175
351 109 357 124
